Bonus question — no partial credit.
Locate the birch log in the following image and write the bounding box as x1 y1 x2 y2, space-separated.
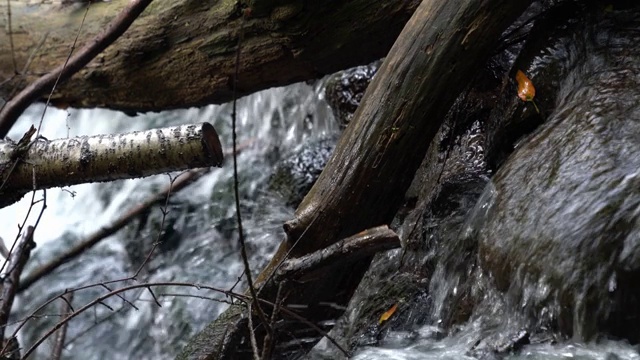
0 122 223 208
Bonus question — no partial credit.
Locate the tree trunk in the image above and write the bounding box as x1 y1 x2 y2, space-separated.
177 0 532 359
0 0 419 113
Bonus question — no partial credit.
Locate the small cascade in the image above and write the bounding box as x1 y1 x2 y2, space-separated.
1 81 338 360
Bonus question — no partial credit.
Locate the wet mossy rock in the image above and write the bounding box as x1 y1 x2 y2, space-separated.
268 137 336 208
476 4 640 343
325 61 381 128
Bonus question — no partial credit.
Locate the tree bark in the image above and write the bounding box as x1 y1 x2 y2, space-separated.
177 0 532 359
0 0 420 113
0 122 222 208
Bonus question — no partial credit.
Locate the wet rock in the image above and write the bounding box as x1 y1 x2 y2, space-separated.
476 5 640 343
484 1 588 170
324 61 381 128
268 137 336 208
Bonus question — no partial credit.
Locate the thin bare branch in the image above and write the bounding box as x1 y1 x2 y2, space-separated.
21 282 244 359
0 226 35 347
16 140 252 292
247 302 261 360
131 173 177 279
100 284 138 311
231 8 270 338
5 0 18 75
51 293 74 360
35 1 92 140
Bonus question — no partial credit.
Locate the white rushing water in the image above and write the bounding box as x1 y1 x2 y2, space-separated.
1 82 338 359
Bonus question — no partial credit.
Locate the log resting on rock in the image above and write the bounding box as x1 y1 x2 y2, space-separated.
177 0 532 358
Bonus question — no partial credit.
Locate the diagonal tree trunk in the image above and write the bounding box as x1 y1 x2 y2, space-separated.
0 0 420 112
177 0 532 359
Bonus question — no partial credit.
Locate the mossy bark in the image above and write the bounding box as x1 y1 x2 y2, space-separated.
0 0 419 112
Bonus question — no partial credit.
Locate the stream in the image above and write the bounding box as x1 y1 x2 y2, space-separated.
2 3 640 357
1 79 637 359
0 82 338 359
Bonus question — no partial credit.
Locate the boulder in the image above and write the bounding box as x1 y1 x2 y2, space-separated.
477 4 640 342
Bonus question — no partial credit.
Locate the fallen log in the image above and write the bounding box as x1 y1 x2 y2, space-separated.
177 0 533 358
0 0 420 112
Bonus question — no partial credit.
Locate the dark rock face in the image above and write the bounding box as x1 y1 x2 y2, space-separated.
324 61 381 128
267 63 382 208
268 137 336 208
476 5 640 343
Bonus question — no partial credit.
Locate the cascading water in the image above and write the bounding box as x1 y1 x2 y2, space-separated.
0 82 338 359
2 4 640 358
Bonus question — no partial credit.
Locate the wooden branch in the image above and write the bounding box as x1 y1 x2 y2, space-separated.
0 225 35 353
0 0 154 137
0 0 420 113
179 0 533 358
276 225 400 281
0 122 223 208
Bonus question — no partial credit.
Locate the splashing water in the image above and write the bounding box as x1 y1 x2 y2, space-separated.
0 81 338 359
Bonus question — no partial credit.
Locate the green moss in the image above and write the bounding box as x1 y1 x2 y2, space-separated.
199 29 238 57
208 0 238 18
271 2 304 22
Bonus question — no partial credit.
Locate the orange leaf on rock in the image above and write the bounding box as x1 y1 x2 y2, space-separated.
379 303 398 324
516 70 536 102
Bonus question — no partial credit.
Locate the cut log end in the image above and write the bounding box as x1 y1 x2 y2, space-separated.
201 122 224 167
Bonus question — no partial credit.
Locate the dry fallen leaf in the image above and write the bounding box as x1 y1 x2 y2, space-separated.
515 70 540 113
516 70 536 102
379 303 398 324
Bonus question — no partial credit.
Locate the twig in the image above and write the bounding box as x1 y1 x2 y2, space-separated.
18 168 208 291
0 185 46 279
5 0 18 75
231 7 270 337
247 302 261 360
0 30 48 116
20 280 350 359
261 281 284 359
35 1 92 140
0 0 155 138
51 293 74 360
0 226 35 346
20 282 245 359
15 140 253 292
130 173 177 279
267 301 350 358
157 293 234 306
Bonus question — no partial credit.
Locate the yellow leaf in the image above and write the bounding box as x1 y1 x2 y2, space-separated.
379 303 398 324
516 70 536 102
